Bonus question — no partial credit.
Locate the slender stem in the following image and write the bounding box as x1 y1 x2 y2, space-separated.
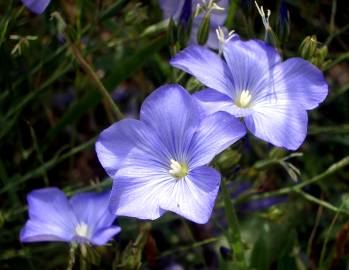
68 42 124 121
237 156 349 205
221 179 246 268
159 237 219 258
318 201 346 269
307 197 323 258
67 243 77 270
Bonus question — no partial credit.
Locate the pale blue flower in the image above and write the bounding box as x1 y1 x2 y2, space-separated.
170 35 328 150
96 84 246 224
20 188 121 246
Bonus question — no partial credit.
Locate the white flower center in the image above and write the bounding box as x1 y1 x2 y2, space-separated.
75 222 90 239
236 90 252 108
169 159 188 179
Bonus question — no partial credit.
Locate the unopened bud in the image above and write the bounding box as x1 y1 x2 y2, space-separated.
197 13 211 45
299 35 318 60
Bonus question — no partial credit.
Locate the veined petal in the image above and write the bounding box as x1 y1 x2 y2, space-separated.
109 146 173 219
20 188 77 243
21 0 51 14
194 88 253 118
188 112 246 167
159 166 220 224
140 84 200 161
91 226 121 246
170 46 233 97
245 102 308 150
271 57 328 110
223 38 281 99
193 88 232 115
96 119 150 177
70 191 116 236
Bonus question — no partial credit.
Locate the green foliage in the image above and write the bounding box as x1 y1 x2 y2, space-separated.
1 0 349 269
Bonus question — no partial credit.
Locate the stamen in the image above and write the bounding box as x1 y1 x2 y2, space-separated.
75 222 90 239
169 159 188 179
236 90 252 108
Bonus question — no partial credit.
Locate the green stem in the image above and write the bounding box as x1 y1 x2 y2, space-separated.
237 156 349 204
67 243 77 270
68 41 124 121
221 179 246 268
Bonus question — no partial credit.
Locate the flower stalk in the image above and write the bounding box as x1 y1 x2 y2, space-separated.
221 179 246 268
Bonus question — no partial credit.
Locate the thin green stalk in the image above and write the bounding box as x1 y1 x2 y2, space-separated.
294 188 349 215
68 42 124 121
67 244 77 270
237 156 349 205
0 138 95 194
159 237 219 258
225 0 238 29
221 179 246 268
318 201 347 269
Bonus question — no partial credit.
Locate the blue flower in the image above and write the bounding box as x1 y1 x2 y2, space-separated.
170 36 328 150
21 0 51 14
20 188 121 246
96 84 246 224
159 0 229 49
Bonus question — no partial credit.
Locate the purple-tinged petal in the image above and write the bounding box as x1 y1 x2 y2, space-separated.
20 188 77 243
109 145 172 220
223 38 281 99
140 84 200 160
271 58 328 110
170 46 233 97
91 226 121 246
193 88 234 116
188 112 246 167
245 102 308 150
95 119 149 177
193 88 254 118
159 166 220 224
159 0 185 20
70 191 116 234
21 0 51 14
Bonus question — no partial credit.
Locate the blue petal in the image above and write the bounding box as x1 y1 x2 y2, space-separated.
271 57 328 110
109 132 173 219
21 0 51 14
188 112 246 167
159 0 185 20
194 88 233 117
140 84 201 161
159 166 221 224
171 46 233 97
20 188 77 243
96 119 148 177
110 148 172 220
223 38 281 100
245 102 308 150
194 89 254 118
91 226 121 246
70 191 117 239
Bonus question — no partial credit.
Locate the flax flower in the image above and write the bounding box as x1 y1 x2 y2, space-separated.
96 84 246 224
20 188 121 245
170 36 328 150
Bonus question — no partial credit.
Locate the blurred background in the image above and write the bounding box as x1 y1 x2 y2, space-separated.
0 0 348 269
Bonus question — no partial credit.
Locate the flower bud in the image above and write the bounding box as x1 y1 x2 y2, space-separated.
299 35 318 60
197 13 211 45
